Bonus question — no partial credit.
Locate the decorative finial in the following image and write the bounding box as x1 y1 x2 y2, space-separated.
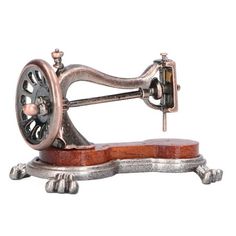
51 49 64 71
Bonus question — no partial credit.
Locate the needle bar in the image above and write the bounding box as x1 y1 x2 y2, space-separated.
162 111 167 132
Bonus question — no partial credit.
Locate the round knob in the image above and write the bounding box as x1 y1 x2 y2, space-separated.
51 49 64 59
23 104 39 116
51 49 64 70
160 52 168 61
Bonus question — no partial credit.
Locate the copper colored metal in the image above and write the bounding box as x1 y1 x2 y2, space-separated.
23 103 39 116
51 49 64 71
16 52 181 150
16 60 63 150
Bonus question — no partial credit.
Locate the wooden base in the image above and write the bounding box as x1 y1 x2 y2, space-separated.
39 139 199 167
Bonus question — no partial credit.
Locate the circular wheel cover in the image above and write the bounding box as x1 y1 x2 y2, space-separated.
16 60 62 150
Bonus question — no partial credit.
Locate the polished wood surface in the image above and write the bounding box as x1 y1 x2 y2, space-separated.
39 139 199 166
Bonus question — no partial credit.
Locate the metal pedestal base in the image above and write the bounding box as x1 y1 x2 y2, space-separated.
10 155 223 194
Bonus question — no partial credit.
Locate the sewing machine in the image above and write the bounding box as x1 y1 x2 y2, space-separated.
10 49 223 194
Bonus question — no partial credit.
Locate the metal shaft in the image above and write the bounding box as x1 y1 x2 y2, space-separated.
68 90 143 108
162 111 167 132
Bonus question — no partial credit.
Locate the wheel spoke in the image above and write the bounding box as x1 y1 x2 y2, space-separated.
35 70 47 87
22 80 34 94
30 125 40 140
38 124 47 139
27 72 37 86
34 70 44 85
21 89 32 98
20 95 26 105
21 110 27 120
21 117 34 128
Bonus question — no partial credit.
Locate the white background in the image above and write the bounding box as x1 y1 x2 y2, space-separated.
0 0 235 235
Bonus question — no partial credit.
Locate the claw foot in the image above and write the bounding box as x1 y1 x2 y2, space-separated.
9 163 30 180
195 165 223 184
45 173 79 194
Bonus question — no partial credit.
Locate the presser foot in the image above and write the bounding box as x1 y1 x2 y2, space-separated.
45 173 79 194
9 163 30 180
195 165 223 184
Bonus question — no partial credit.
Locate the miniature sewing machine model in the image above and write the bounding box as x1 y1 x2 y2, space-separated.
10 50 223 194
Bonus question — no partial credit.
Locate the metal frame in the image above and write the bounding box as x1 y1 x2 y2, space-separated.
56 62 164 149
15 51 180 150
9 156 223 194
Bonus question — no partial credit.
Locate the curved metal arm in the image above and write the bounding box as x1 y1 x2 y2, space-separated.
56 62 162 149
55 58 178 148
59 63 161 97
